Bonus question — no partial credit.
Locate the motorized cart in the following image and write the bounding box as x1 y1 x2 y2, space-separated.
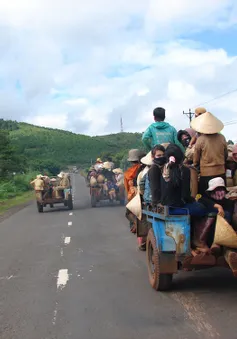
90 183 125 208
35 179 73 213
141 205 237 291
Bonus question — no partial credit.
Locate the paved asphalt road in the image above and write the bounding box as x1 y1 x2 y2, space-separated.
0 174 237 339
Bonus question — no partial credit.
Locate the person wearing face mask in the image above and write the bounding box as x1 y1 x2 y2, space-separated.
197 177 235 256
147 144 167 206
177 128 197 166
159 144 206 213
198 177 234 224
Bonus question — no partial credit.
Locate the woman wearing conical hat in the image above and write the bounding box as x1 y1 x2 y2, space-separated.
191 112 228 195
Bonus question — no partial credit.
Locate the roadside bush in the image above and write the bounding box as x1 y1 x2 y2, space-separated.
0 171 38 200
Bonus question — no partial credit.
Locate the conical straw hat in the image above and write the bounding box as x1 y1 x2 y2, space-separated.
213 215 237 248
103 161 112 170
126 193 142 220
191 112 224 134
161 143 170 149
141 151 153 166
113 168 123 174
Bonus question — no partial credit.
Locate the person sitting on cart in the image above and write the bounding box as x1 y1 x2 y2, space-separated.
94 158 103 171
55 172 70 199
149 143 207 215
141 144 166 205
198 177 235 225
142 107 184 152
149 144 218 258
124 149 144 231
107 180 117 200
197 177 236 262
107 157 115 170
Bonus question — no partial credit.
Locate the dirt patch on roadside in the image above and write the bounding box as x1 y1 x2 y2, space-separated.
0 199 34 223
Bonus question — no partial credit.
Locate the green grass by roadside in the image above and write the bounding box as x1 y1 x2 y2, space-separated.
0 191 34 216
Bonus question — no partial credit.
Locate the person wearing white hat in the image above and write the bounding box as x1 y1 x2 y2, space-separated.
198 177 234 224
195 177 235 255
94 158 103 171
192 112 228 195
55 172 70 198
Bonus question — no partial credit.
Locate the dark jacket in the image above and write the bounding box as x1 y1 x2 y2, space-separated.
148 164 162 205
199 195 234 213
149 164 194 206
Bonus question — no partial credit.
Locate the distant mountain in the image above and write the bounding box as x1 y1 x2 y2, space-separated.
0 119 143 170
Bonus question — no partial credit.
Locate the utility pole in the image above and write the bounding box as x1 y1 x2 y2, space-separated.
120 115 124 133
183 109 194 124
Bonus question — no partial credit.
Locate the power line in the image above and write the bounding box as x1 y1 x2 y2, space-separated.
224 120 237 126
191 87 237 109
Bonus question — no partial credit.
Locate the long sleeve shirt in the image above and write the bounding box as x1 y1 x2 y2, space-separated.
193 133 228 176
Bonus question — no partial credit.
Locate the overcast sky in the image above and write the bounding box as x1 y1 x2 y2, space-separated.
0 0 237 141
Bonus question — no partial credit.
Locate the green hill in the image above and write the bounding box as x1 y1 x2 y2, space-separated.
0 119 143 171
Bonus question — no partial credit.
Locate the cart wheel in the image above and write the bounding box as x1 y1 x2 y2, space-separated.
91 193 97 207
68 195 73 210
146 228 173 291
37 202 43 213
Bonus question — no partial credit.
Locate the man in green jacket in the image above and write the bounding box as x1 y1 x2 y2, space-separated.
142 107 185 152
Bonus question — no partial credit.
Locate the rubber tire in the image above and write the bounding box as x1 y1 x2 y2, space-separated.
91 194 97 208
68 195 73 210
146 228 173 291
37 202 43 213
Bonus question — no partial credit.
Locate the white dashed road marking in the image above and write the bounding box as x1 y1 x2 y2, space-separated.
64 237 71 245
69 212 73 216
68 221 72 227
57 269 69 290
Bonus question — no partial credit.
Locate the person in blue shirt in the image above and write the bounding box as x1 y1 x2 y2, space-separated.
142 107 184 152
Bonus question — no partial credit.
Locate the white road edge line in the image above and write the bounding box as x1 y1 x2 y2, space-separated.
64 237 71 245
57 269 69 290
68 221 72 226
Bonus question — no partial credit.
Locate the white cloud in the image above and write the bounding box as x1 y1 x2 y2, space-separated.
0 0 237 141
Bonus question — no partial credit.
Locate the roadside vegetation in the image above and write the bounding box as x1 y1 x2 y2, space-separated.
0 118 143 213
